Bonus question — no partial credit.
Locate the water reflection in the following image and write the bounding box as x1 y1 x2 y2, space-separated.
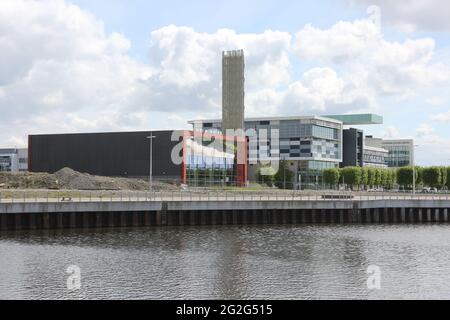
1 224 450 299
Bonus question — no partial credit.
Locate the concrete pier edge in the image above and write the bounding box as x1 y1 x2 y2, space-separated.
2 198 450 231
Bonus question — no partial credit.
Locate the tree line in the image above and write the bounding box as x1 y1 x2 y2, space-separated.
323 166 450 190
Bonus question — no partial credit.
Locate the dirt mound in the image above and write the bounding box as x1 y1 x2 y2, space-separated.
53 168 99 190
0 167 180 191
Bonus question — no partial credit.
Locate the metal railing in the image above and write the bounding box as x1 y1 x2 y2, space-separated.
1 189 450 204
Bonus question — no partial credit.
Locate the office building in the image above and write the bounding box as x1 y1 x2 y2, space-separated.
366 138 414 168
341 130 388 168
325 114 383 126
190 116 343 187
341 128 363 167
28 131 247 187
362 146 388 168
383 139 414 167
222 50 245 132
0 148 28 172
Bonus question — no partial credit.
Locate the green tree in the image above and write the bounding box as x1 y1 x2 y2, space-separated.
439 167 447 188
367 167 376 187
323 168 340 189
361 167 369 189
446 167 450 190
416 166 423 185
274 160 294 189
397 166 413 188
386 169 397 189
340 167 362 189
445 167 450 190
257 165 276 187
374 168 382 186
397 166 419 189
422 167 442 188
379 169 388 187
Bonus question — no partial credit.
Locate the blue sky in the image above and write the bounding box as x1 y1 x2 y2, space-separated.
71 0 360 59
71 0 450 58
1 0 450 165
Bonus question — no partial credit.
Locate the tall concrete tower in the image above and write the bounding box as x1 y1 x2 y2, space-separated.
222 49 245 132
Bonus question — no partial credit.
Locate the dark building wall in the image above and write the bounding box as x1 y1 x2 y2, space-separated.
29 131 182 179
341 128 363 168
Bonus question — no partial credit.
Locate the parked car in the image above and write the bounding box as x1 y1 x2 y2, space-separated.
420 187 431 193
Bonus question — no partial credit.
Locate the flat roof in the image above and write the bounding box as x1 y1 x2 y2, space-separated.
323 114 383 125
0 148 18 154
28 130 185 137
363 145 389 153
189 115 343 125
382 139 414 146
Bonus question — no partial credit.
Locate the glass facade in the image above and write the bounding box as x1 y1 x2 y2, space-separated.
0 149 27 172
362 147 388 168
184 137 240 187
298 160 338 189
312 125 339 140
193 117 343 188
0 156 12 171
325 114 383 125
245 119 341 162
382 141 414 168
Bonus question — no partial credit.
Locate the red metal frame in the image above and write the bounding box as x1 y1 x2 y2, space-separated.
180 130 247 187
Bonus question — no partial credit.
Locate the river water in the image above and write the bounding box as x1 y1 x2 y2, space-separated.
1 224 450 300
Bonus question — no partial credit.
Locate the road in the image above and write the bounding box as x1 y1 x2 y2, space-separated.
1 190 450 204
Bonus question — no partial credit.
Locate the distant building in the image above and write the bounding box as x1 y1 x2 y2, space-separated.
341 130 388 168
190 116 343 188
362 146 388 168
383 139 415 168
341 128 363 167
0 148 28 172
222 50 245 132
28 131 247 187
325 114 383 126
364 136 383 149
366 138 414 168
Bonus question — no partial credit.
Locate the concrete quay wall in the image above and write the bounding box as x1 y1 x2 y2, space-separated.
1 199 450 231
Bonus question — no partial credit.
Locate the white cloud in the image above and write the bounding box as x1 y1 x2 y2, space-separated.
383 126 401 139
426 97 446 106
293 19 450 97
0 0 153 146
415 136 450 166
280 68 372 115
0 0 370 147
139 25 293 114
294 20 381 63
416 123 434 137
347 0 450 33
149 25 292 90
432 111 450 122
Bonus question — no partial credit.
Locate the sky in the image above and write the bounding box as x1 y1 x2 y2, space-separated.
1 0 450 165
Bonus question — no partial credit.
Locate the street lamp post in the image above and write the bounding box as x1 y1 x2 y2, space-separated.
412 144 419 195
147 133 156 191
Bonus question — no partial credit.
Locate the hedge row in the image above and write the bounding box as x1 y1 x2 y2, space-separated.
323 166 450 189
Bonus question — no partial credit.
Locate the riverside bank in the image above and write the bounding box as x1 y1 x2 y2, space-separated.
1 197 450 231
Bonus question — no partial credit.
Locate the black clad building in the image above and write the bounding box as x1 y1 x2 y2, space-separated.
340 128 363 168
28 131 181 180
